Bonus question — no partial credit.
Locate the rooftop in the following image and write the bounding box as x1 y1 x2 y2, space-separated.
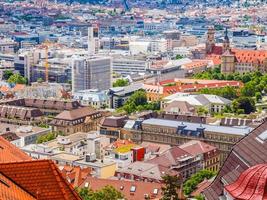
0 136 32 163
142 118 252 136
0 160 82 200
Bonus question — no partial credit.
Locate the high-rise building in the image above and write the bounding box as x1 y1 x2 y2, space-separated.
88 26 100 55
72 56 112 92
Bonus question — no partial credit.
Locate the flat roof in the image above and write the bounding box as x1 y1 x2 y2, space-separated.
142 118 252 136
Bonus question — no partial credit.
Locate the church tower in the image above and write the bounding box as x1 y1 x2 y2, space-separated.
206 26 215 54
223 27 230 53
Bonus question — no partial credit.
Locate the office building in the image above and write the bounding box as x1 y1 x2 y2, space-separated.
72 56 112 92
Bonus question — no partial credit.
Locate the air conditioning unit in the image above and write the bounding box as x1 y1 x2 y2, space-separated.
85 153 96 162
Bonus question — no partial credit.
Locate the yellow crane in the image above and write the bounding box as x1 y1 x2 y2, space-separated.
40 40 61 82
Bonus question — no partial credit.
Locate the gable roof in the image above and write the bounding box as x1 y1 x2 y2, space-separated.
0 160 82 200
0 136 31 163
203 121 267 199
147 146 193 168
179 140 217 156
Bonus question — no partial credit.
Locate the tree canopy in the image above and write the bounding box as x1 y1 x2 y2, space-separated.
119 90 160 114
8 73 27 84
78 186 124 200
183 170 216 196
161 175 181 200
112 79 129 87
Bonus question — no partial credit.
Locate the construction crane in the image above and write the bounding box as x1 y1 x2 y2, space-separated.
39 40 54 82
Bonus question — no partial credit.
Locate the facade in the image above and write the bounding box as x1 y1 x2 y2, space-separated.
179 140 220 172
50 107 102 135
88 26 100 55
113 57 150 75
0 39 17 54
71 56 112 92
99 116 129 142
108 83 143 109
130 118 251 164
73 89 110 109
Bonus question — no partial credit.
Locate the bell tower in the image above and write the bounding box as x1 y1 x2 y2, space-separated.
223 27 230 53
206 26 215 54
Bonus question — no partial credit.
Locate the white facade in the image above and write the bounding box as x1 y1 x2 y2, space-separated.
113 58 150 75
88 26 100 55
73 89 110 108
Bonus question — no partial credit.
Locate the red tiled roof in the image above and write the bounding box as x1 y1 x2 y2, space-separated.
61 166 91 188
148 146 192 168
79 177 163 200
232 49 267 64
0 160 82 200
179 140 217 156
0 173 36 200
0 136 31 163
225 164 267 200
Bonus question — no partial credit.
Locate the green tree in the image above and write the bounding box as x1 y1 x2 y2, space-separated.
183 170 216 196
8 73 27 84
113 79 129 87
3 70 13 80
232 97 256 114
78 186 124 200
255 92 262 102
197 106 209 116
161 175 181 200
175 54 183 60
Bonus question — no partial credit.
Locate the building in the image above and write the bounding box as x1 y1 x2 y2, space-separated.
144 78 242 101
0 38 17 54
79 176 163 200
112 56 150 75
147 146 201 181
162 93 231 114
73 155 117 179
109 83 143 109
99 116 129 141
0 160 82 200
179 140 220 172
50 107 102 135
71 56 112 92
115 161 178 183
205 27 267 74
0 136 32 163
130 118 252 164
203 120 267 199
0 125 50 148
88 26 100 55
73 89 110 109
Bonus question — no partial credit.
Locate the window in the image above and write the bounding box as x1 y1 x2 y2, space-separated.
130 186 136 192
153 188 159 195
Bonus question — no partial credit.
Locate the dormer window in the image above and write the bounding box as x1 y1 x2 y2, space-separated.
130 185 136 192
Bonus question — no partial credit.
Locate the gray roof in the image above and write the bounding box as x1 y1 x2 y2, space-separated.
110 83 143 96
142 118 252 136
